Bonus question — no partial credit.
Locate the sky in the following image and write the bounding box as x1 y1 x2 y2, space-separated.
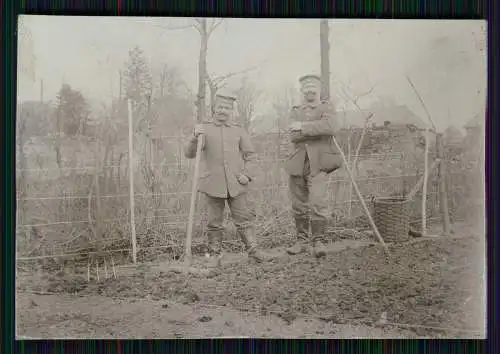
17 16 486 131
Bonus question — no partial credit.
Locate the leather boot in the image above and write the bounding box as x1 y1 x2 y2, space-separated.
206 230 223 268
206 253 223 268
286 217 309 255
239 226 274 263
311 219 328 258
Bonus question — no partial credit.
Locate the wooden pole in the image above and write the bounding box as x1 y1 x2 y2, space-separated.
436 133 451 235
320 19 330 101
40 79 44 103
127 99 138 263
348 113 374 217
184 135 204 266
346 131 352 217
406 159 441 202
197 19 208 123
421 128 430 235
119 70 122 101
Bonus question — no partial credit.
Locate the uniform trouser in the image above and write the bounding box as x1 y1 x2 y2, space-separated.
205 192 257 255
288 156 330 241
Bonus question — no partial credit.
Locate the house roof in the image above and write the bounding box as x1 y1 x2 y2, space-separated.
444 125 464 137
337 105 426 129
464 114 484 128
250 104 426 135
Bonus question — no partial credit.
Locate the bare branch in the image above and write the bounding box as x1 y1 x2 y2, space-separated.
334 77 376 113
405 75 437 131
192 20 203 34
356 85 377 99
151 22 197 33
205 73 214 87
208 18 224 37
212 64 262 86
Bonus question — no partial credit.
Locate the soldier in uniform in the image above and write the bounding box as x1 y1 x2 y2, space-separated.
283 74 342 258
185 92 273 268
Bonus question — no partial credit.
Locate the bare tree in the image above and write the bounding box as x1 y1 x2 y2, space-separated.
156 18 266 122
206 63 263 116
160 18 223 122
234 77 262 132
122 46 153 117
273 85 297 133
331 78 377 217
160 18 225 123
270 85 297 164
154 63 185 98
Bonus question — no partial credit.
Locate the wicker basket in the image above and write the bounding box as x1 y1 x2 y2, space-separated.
373 197 411 243
409 214 434 233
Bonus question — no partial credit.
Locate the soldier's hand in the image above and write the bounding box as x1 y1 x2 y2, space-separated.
193 124 204 137
289 122 302 132
237 174 250 185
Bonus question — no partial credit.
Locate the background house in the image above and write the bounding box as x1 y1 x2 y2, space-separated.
463 113 484 148
443 125 464 146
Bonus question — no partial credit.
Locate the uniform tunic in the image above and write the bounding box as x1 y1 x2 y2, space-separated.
184 120 255 198
284 101 341 177
184 119 257 254
284 101 342 223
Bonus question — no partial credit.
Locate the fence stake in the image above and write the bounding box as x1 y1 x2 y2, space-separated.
406 159 441 202
127 99 138 264
436 133 451 235
422 128 430 236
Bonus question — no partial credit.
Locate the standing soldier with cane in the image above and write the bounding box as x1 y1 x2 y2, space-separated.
284 75 342 258
185 92 273 269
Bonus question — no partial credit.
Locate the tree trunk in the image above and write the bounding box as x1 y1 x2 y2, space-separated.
208 80 217 117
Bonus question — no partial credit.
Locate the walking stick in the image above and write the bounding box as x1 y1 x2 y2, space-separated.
330 134 391 257
184 134 204 267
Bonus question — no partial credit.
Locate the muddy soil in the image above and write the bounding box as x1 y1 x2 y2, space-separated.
16 293 416 339
16 223 485 338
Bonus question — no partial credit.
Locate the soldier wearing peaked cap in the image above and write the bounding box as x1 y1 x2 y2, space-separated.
283 74 342 258
185 92 273 269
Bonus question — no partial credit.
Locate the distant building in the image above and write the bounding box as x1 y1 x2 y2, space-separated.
463 113 484 148
338 104 426 130
250 104 429 156
443 125 464 146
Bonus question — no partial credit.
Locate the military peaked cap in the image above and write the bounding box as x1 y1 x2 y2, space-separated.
215 89 237 103
299 74 322 85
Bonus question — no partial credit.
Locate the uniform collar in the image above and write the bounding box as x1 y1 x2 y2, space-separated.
213 119 231 127
302 101 319 109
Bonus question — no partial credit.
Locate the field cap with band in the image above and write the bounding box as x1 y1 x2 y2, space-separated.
299 74 322 89
215 89 237 104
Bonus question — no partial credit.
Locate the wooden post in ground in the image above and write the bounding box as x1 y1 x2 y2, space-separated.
127 99 138 263
320 19 330 101
436 133 451 235
421 128 430 236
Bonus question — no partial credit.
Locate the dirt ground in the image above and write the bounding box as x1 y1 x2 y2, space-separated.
16 222 485 339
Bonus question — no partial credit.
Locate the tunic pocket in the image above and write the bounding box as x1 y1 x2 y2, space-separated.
319 151 342 174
